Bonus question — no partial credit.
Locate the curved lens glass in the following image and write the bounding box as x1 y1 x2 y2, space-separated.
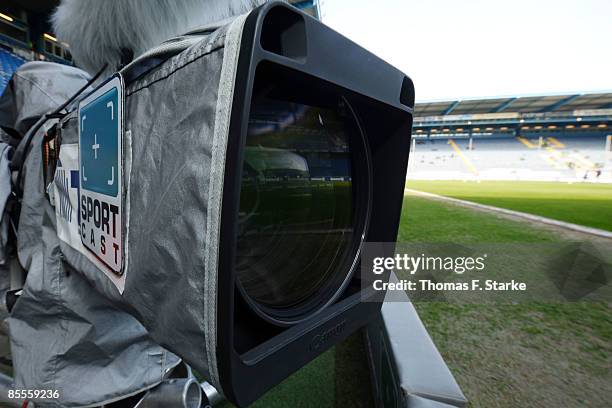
236 95 357 314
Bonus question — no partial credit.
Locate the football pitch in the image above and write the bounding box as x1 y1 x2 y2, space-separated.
407 180 612 232
402 181 612 407
224 180 612 407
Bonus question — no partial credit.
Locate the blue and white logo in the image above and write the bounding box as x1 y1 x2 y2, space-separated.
78 76 124 274
80 87 119 197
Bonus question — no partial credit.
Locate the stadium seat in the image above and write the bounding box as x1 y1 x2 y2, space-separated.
408 134 610 182
0 48 27 95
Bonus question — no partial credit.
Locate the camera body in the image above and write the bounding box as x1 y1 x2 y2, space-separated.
217 4 413 404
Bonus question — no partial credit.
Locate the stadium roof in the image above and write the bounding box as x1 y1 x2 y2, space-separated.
415 92 612 117
5 0 58 13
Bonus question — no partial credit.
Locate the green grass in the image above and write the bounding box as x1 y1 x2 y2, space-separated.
248 333 373 408
398 194 560 243
219 332 373 408
407 180 612 231
249 348 336 408
400 192 612 407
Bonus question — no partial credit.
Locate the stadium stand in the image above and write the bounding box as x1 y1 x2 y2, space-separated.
410 93 612 182
0 46 26 94
290 0 321 17
1 1 75 96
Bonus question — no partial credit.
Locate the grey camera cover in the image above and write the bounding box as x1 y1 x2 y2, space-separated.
1 62 180 407
53 14 248 395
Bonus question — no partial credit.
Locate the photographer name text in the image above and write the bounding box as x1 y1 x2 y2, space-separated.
373 279 527 292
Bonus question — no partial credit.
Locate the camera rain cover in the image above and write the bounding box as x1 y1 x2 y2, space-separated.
54 14 248 385
52 2 414 404
3 62 181 407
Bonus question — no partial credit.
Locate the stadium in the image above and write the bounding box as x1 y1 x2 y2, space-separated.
1 1 611 408
0 1 72 92
411 93 612 182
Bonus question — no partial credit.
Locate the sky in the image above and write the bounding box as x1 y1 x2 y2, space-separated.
321 0 612 102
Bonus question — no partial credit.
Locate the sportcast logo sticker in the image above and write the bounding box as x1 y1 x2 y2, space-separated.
53 75 128 294
54 143 127 294
78 76 124 274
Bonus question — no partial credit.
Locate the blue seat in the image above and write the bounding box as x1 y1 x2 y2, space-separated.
0 47 27 95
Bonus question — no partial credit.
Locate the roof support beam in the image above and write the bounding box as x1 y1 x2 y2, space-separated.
539 94 580 112
491 97 517 113
442 100 460 115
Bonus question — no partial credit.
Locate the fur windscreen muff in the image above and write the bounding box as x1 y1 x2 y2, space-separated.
52 0 267 75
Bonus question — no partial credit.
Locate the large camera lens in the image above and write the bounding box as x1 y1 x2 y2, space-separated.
235 88 369 325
